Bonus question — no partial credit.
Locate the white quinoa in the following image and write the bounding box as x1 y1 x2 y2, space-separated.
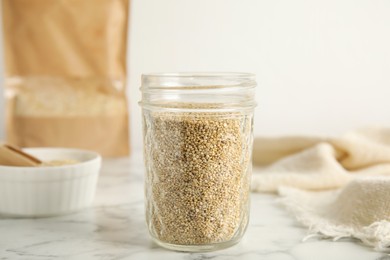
143 110 252 245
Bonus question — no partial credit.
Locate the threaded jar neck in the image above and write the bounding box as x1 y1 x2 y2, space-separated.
140 72 257 112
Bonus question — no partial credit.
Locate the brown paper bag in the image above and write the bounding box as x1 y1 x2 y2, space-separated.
2 0 130 157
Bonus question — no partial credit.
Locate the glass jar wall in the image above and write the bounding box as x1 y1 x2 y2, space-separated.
140 73 257 252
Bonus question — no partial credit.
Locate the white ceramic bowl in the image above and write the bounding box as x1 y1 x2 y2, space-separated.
0 148 101 217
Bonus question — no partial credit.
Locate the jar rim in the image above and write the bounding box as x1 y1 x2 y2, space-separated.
140 72 257 112
141 72 256 91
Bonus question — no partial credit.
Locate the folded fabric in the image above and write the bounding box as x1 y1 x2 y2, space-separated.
251 127 390 251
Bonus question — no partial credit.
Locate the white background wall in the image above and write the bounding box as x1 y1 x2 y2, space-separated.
128 0 390 151
1 0 390 152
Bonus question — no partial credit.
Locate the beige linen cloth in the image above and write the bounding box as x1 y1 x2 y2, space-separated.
251 127 390 251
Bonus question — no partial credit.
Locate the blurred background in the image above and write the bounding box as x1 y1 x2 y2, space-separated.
128 0 390 151
2 0 390 152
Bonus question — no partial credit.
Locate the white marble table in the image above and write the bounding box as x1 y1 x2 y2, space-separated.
0 151 388 260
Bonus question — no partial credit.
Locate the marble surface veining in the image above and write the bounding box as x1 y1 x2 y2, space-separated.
0 152 388 260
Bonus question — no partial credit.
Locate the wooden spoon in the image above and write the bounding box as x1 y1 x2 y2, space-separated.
0 144 42 167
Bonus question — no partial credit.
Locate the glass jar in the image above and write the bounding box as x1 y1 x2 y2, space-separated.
139 73 257 252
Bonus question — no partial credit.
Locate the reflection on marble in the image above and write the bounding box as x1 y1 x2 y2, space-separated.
0 152 388 259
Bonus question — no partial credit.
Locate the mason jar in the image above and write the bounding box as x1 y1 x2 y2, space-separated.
139 73 257 252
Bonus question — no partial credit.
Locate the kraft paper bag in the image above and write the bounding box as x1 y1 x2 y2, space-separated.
2 0 130 157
